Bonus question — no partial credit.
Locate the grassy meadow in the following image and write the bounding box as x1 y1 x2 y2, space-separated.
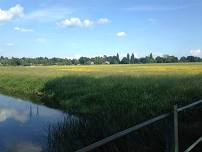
1 63 202 151
1 63 202 113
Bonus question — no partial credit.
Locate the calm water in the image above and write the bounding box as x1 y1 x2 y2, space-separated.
0 94 67 152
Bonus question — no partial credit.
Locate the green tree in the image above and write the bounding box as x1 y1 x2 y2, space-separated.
131 53 135 64
155 56 164 63
79 57 90 65
127 53 130 64
180 57 187 62
116 53 120 63
120 57 128 64
147 53 155 63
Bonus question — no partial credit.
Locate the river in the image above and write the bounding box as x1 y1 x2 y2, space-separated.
0 94 67 152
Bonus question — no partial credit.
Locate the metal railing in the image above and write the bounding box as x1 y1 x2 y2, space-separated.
177 100 202 152
76 100 202 152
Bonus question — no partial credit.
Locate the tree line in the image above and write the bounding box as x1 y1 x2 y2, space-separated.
0 53 201 66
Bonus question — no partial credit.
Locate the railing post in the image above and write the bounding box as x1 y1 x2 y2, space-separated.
173 105 179 152
165 116 172 152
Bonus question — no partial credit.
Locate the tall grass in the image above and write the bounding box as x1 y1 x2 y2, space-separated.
44 75 202 151
47 107 202 152
41 75 202 116
47 114 171 152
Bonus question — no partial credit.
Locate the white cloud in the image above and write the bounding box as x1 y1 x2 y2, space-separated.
5 43 15 47
116 32 127 37
25 7 73 21
0 4 24 22
58 17 110 28
97 18 110 24
83 19 94 27
14 27 33 32
59 17 84 27
0 107 27 123
190 49 201 57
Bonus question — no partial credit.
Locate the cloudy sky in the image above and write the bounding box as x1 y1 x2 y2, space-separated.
0 0 202 58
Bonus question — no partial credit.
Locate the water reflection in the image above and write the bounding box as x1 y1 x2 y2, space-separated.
0 106 27 123
7 142 42 152
0 94 66 152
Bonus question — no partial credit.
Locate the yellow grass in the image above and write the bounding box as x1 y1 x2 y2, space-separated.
53 63 202 76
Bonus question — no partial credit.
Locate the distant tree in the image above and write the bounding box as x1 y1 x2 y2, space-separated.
65 59 72 65
155 56 165 63
139 57 147 63
116 53 120 63
103 55 107 62
71 59 79 65
79 57 90 65
180 56 187 62
131 53 135 64
187 56 195 62
93 57 103 64
149 53 153 60
107 56 119 64
145 56 151 63
147 53 155 63
11 57 21 66
0 53 201 66
164 55 178 63
186 56 201 62
127 53 130 64
134 58 139 63
121 57 128 64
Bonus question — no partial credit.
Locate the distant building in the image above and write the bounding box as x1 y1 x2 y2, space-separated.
105 61 110 64
90 62 94 65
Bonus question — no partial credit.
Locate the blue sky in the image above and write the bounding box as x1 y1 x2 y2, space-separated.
0 0 202 58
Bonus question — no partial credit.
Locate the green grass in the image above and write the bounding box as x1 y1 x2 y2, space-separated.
1 64 202 127
1 63 202 151
0 63 202 114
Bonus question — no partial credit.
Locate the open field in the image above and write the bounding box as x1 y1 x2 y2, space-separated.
1 63 202 151
0 63 202 118
1 63 202 110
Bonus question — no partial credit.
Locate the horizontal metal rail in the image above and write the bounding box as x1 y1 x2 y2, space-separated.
75 113 170 152
75 100 202 152
178 100 202 112
184 136 202 152
178 100 202 152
